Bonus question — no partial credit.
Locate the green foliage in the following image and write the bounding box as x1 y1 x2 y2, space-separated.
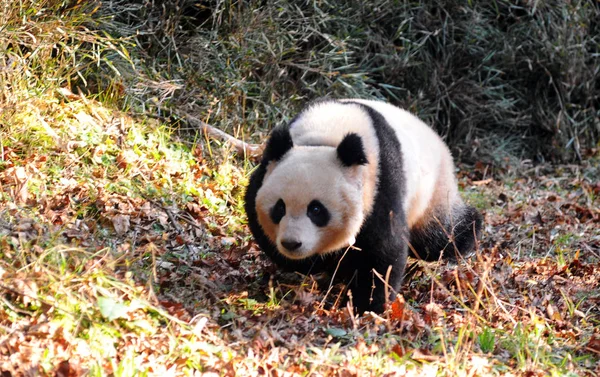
2 1 599 375
104 0 599 161
478 326 496 354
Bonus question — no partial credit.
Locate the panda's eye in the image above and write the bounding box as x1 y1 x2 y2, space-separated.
270 199 286 224
307 200 330 227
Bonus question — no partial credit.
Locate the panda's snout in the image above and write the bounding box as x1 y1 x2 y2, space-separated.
281 239 302 252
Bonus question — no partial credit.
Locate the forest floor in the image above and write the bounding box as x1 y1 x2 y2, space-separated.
2 1 600 374
1 88 599 376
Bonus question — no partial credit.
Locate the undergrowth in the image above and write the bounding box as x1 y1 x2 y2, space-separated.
1 0 599 376
101 0 600 162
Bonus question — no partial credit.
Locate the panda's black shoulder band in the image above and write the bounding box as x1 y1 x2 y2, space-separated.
337 133 368 167
262 126 293 163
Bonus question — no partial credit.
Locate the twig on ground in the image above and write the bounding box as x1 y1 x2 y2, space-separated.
179 111 264 159
318 245 354 311
147 198 199 256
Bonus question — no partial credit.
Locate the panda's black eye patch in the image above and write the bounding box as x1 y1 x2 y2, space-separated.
270 199 286 224
307 200 330 227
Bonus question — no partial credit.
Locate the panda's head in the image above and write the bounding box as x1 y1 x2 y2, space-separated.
255 130 369 260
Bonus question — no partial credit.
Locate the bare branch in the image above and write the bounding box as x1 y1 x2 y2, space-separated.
179 112 263 159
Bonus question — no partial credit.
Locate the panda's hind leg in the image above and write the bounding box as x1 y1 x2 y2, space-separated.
447 205 483 260
408 205 482 262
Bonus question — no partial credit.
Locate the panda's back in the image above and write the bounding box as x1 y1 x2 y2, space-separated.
342 99 459 225
288 98 459 227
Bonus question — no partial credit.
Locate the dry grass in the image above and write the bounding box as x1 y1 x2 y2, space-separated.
1 1 599 376
101 0 599 162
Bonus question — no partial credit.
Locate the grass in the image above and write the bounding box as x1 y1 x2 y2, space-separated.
101 0 599 162
1 0 600 376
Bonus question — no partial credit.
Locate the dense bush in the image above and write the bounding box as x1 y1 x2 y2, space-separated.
104 0 600 162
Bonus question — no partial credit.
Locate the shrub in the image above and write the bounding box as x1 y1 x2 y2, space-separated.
102 0 600 162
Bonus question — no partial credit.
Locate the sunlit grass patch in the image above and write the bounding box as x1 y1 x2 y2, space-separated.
1 85 247 232
0 242 228 375
2 0 600 376
0 2 250 373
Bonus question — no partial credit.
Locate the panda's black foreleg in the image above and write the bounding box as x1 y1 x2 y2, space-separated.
368 244 407 313
342 240 408 313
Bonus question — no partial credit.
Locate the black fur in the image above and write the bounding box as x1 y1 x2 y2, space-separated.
245 99 482 313
307 200 330 227
409 206 483 261
337 133 368 166
270 199 286 224
331 102 408 312
262 126 293 163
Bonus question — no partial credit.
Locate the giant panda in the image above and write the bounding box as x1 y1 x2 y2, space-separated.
244 99 483 313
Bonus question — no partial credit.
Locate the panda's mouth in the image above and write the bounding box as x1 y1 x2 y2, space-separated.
277 234 357 260
277 244 315 260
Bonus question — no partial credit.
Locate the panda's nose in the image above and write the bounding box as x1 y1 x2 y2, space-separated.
281 240 302 251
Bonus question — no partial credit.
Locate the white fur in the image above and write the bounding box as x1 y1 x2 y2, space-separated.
255 99 462 259
255 147 365 259
289 101 381 216
339 99 462 227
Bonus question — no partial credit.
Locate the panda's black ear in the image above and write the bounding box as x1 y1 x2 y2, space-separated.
337 133 368 167
262 126 293 163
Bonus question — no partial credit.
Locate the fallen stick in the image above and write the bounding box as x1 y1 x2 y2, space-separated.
179 111 264 159
57 88 263 158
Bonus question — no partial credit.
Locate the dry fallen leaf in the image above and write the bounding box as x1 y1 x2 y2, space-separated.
472 178 493 186
389 295 405 321
14 278 39 306
585 335 600 354
546 304 562 321
54 359 79 377
111 214 130 235
391 343 406 358
424 302 444 325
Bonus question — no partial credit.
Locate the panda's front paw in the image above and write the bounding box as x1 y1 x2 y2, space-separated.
348 284 387 314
